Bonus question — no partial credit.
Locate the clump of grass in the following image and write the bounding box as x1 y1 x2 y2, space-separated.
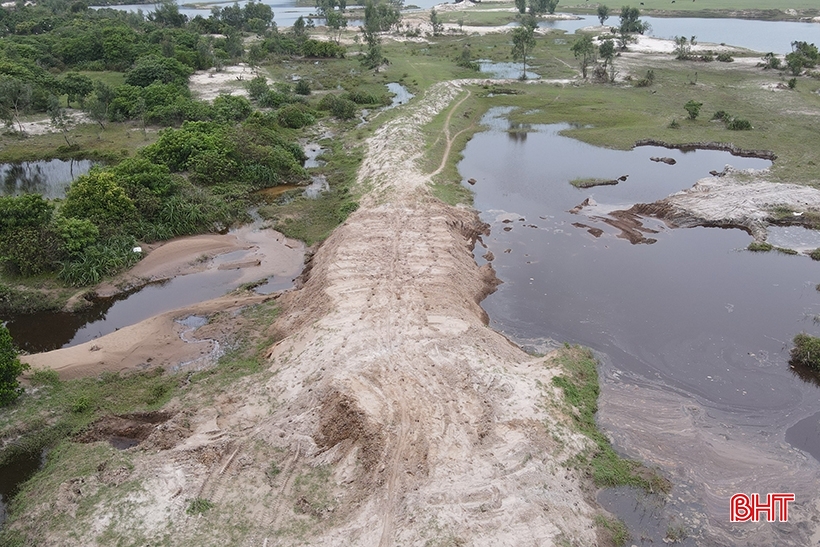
809 248 820 261
791 333 820 371
775 247 798 255
594 514 630 547
570 177 618 188
665 523 688 543
747 241 773 252
551 347 671 493
186 497 214 515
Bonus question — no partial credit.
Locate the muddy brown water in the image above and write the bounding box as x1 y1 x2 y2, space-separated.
460 108 820 545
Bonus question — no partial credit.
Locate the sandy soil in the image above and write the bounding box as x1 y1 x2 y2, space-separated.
23 224 304 377
23 80 603 546
189 63 261 102
630 168 820 240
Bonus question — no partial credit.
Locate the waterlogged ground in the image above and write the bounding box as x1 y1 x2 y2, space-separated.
459 108 820 545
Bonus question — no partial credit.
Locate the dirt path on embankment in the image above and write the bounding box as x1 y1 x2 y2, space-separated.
20 80 604 546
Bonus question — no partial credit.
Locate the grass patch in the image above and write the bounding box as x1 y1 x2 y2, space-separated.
570 177 619 188
594 514 630 547
747 241 773 252
186 497 215 515
0 298 288 544
430 180 474 206
550 346 671 494
259 139 363 246
0 120 157 164
790 333 820 371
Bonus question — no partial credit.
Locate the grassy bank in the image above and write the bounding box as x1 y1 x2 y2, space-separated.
0 296 283 545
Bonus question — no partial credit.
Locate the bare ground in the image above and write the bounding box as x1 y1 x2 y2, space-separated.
18 80 604 546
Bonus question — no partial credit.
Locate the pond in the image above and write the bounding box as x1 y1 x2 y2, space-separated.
459 108 820 545
0 159 94 200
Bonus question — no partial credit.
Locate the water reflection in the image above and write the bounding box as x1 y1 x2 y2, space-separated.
0 159 94 200
459 107 820 544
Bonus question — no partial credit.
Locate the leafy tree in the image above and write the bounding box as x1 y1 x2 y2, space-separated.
515 0 527 14
597 5 610 26
761 52 781 70
599 38 616 82
571 34 596 79
0 195 59 276
0 325 28 407
0 76 32 133
148 0 188 27
125 55 193 87
684 100 702 120
673 35 696 60
54 216 99 256
511 18 537 79
618 5 648 49
48 95 75 147
430 8 443 36
61 72 93 108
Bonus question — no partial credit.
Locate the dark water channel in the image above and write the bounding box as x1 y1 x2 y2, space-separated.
0 451 43 526
459 108 820 545
6 266 240 354
0 159 94 200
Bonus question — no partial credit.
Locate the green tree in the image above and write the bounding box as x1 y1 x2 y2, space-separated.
599 38 616 82
430 8 443 36
618 5 648 49
597 5 610 26
515 0 526 14
571 34 596 79
61 72 94 108
511 18 537 79
673 35 696 60
684 100 702 120
0 76 32 133
0 325 28 407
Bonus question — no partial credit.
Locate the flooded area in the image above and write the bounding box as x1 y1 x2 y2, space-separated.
386 82 414 108
0 451 43 526
459 108 820 544
478 60 540 80
0 159 94 199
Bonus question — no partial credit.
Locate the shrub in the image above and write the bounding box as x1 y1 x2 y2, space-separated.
684 100 702 120
788 77 797 89
213 94 253 122
54 216 99 256
62 171 138 230
247 75 269 101
716 52 734 62
0 226 62 276
276 104 315 128
711 110 731 121
791 333 820 371
294 79 311 96
726 117 752 130
810 248 820 261
0 325 29 407
331 97 358 120
635 69 654 87
667 119 680 129
58 235 141 286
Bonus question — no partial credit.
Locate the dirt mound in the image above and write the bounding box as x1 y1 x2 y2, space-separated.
76 411 188 450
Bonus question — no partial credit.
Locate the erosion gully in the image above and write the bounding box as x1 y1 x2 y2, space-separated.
459 108 820 545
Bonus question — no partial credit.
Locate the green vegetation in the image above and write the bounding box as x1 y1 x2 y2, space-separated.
550 346 671 493
0 325 28 407
186 497 215 515
594 514 630 547
747 241 774 252
570 177 618 188
791 333 820 371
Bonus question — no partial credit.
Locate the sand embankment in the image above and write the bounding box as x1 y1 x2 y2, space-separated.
24 81 601 546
